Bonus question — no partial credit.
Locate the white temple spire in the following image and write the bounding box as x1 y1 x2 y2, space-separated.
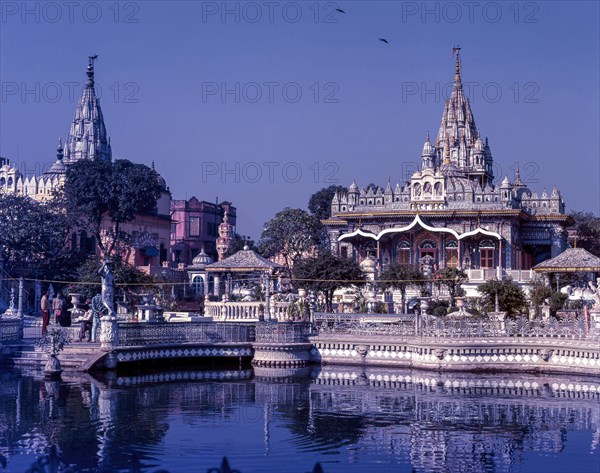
63 55 112 163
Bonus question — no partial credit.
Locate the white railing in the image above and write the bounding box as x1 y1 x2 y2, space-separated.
464 268 535 282
204 301 292 322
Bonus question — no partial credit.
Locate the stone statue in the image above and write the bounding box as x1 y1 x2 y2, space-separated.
98 260 115 317
97 260 118 350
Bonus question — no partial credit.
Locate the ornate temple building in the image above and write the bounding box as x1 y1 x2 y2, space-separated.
0 57 172 273
0 57 113 200
325 49 571 276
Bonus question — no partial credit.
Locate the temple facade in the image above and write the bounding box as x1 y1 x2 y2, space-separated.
324 49 571 277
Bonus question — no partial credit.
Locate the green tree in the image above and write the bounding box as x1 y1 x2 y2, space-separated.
528 279 553 317
308 185 347 220
68 256 154 300
433 267 467 307
570 211 600 257
293 252 366 312
379 264 425 314
549 291 568 316
477 278 527 316
62 159 162 259
0 193 82 278
259 208 325 275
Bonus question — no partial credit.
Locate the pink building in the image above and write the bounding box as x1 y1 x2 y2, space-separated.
170 197 236 265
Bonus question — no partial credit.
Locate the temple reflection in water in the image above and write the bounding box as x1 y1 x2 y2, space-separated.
0 367 598 472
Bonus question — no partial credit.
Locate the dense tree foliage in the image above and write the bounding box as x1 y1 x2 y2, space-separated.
307 185 347 220
0 193 83 278
432 267 467 307
68 256 154 300
477 278 527 316
529 279 568 317
569 211 600 256
293 252 365 312
63 159 162 259
259 208 325 274
529 279 553 317
379 264 425 314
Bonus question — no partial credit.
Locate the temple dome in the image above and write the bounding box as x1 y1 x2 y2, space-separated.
191 247 213 267
422 133 434 156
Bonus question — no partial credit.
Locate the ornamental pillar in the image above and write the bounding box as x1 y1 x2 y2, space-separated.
213 275 221 298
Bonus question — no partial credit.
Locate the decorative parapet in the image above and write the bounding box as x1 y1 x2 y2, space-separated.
0 318 22 342
252 322 313 367
310 336 600 376
117 321 256 346
255 322 311 344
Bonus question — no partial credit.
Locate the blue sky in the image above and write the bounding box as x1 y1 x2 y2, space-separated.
1 1 599 239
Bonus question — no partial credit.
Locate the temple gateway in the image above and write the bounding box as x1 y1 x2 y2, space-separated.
324 49 571 281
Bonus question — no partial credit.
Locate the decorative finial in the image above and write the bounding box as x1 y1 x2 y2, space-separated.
57 138 64 160
86 54 98 88
243 244 249 251
451 45 461 83
151 160 155 170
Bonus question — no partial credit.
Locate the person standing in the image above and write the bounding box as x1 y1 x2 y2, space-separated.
53 292 66 326
78 307 93 342
40 291 50 335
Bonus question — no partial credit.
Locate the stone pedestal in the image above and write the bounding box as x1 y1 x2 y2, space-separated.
43 354 62 378
136 304 160 322
99 315 119 351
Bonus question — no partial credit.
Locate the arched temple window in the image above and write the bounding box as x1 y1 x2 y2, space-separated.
434 182 442 196
396 240 410 265
413 184 421 197
192 275 204 295
445 240 458 268
423 182 432 197
479 239 496 269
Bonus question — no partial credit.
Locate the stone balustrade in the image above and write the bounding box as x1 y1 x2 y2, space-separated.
204 301 292 322
463 268 535 282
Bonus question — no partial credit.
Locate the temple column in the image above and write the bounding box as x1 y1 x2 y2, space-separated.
213 274 220 298
203 276 209 298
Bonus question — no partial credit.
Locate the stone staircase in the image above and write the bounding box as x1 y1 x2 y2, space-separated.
5 339 103 371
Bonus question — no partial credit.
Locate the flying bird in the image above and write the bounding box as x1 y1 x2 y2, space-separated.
379 38 389 44
335 8 346 13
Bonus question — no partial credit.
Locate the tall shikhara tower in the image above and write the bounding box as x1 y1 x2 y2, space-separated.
63 55 112 163
428 46 494 187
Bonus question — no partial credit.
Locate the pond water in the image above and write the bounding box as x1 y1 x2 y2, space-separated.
0 365 598 473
